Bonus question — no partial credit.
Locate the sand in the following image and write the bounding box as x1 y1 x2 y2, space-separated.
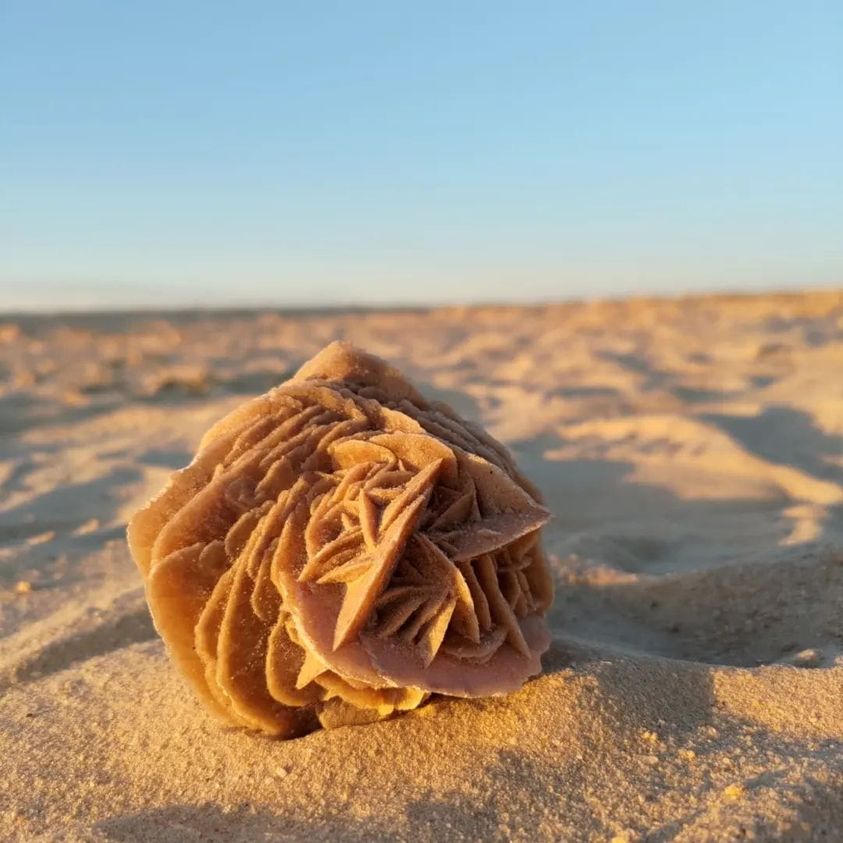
1 291 842 842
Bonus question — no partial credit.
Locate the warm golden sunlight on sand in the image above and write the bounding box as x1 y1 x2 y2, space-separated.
2 292 842 839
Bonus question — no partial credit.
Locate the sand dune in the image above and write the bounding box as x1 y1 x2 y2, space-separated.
1 292 842 841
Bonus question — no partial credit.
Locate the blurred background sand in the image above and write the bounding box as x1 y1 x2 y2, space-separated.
1 291 842 841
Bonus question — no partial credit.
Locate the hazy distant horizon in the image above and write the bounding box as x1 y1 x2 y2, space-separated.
3 278 840 316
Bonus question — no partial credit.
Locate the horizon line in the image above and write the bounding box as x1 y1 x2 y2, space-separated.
3 283 841 319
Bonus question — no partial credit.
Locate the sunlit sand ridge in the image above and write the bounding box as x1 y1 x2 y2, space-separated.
1 291 842 840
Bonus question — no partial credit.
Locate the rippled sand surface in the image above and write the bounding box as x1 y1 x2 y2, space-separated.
2 292 842 841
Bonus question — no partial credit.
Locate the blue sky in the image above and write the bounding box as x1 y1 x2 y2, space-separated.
2 1 841 310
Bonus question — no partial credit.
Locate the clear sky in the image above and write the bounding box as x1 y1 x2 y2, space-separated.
2 1 841 310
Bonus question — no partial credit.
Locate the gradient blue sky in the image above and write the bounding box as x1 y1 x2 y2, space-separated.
2 1 841 310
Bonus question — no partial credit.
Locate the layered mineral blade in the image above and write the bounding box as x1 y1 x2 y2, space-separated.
128 341 554 737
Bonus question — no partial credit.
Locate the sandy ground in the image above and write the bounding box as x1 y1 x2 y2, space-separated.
1 291 842 842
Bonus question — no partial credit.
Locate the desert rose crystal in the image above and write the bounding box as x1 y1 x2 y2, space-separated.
128 342 553 737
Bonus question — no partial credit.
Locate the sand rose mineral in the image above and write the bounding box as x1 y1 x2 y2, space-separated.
128 342 553 737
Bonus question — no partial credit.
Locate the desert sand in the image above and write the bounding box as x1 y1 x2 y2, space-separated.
1 291 842 842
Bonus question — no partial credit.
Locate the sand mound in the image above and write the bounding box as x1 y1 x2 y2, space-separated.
2 292 842 841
